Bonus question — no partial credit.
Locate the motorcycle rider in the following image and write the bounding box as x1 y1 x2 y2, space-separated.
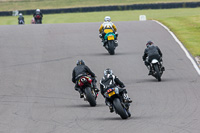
18 13 25 24
72 60 99 98
142 41 165 75
33 9 43 24
31 17 35 24
99 16 118 46
100 68 132 112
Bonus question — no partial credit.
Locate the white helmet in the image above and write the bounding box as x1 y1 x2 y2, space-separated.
104 68 113 75
36 9 40 12
19 13 22 16
104 16 111 22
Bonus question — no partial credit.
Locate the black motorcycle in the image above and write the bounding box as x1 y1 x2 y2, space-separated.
18 20 24 25
34 14 42 24
104 86 131 119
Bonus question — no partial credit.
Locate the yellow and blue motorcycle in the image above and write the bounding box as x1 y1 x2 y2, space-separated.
103 32 118 55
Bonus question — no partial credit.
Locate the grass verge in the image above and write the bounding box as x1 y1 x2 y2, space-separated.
0 7 199 57
0 0 200 11
159 16 200 57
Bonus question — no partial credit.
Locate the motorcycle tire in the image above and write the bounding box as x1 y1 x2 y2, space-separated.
85 87 96 107
108 41 115 55
154 64 161 81
35 19 42 24
113 98 129 119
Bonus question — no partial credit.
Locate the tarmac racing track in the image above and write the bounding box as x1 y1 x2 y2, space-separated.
0 21 200 133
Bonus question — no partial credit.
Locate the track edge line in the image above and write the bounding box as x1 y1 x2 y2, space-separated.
153 20 200 76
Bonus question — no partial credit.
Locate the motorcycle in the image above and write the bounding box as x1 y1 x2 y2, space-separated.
150 58 164 81
31 17 35 24
77 75 98 106
104 86 131 119
34 15 42 24
103 32 118 55
18 20 24 25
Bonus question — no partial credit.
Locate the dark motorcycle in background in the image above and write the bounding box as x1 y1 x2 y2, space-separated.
102 32 118 55
34 15 42 24
18 20 24 25
150 58 164 81
104 86 131 119
77 75 98 106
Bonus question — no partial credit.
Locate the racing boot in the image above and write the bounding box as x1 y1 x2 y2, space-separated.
103 40 107 47
93 84 99 92
75 87 84 98
114 40 118 47
147 65 153 75
161 66 165 71
80 92 84 98
105 100 114 113
109 105 114 113
101 38 105 46
92 78 99 92
99 34 103 39
123 93 132 103
78 90 84 98
148 70 153 75
160 60 165 71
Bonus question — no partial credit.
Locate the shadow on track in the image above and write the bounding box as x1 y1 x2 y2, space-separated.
94 116 135 121
65 103 105 108
135 77 179 84
89 52 135 56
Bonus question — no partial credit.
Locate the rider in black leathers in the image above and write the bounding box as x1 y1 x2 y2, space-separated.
72 60 99 98
33 9 43 24
142 41 164 75
18 13 25 24
100 68 132 112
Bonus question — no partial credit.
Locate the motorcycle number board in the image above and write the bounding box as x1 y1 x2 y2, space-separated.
108 35 114 40
108 91 115 97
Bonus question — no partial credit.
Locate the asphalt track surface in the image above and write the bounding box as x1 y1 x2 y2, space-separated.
0 21 200 133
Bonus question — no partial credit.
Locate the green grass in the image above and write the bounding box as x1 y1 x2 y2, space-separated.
159 16 200 56
0 7 200 56
0 0 200 11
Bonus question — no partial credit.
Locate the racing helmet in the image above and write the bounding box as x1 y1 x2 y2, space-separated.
146 41 153 47
104 16 111 22
76 60 85 65
104 68 113 75
36 9 40 12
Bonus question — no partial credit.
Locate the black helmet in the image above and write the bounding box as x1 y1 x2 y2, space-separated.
104 68 113 75
146 41 153 47
76 60 85 65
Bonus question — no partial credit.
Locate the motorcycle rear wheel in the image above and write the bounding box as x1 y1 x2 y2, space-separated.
154 64 161 81
85 87 96 107
113 98 129 119
108 41 115 55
